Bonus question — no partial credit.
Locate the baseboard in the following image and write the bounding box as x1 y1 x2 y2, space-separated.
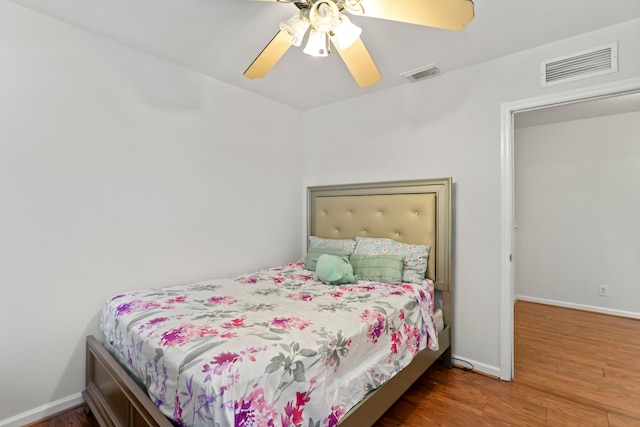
452 353 501 379
515 295 640 320
0 393 83 427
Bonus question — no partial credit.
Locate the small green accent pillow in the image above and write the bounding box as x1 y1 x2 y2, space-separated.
304 247 352 271
315 254 358 286
350 254 406 284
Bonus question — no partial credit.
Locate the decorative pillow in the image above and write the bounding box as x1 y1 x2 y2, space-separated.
315 254 358 286
354 237 430 284
304 247 352 271
350 254 405 285
308 236 356 253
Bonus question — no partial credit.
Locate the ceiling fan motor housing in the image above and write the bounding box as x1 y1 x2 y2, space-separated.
309 1 340 32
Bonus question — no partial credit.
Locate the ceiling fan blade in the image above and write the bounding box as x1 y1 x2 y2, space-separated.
356 0 474 31
332 37 381 88
244 30 292 79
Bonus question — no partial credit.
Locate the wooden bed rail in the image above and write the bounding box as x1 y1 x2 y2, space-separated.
83 335 173 427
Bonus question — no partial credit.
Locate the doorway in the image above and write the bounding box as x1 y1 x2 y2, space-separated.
499 77 640 381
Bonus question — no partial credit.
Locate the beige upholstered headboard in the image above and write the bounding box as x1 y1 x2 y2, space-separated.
307 179 452 292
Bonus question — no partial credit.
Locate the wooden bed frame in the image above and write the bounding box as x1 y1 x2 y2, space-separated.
84 178 453 426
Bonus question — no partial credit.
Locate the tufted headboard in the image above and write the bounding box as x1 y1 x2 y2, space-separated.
307 179 452 292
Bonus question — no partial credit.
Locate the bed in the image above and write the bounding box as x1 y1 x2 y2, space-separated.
83 178 453 427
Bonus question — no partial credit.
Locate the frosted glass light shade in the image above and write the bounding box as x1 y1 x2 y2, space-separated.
304 29 330 57
280 12 310 47
332 14 361 50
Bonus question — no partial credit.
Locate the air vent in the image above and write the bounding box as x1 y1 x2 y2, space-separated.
401 64 440 83
541 43 618 87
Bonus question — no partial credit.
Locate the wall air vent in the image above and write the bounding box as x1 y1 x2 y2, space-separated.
541 43 618 87
401 64 440 83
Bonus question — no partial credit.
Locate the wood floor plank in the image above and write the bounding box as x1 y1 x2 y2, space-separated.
481 389 548 426
24 405 99 427
608 411 640 427
544 397 609 427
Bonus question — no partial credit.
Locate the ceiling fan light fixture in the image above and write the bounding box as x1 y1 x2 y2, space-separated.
304 29 330 57
245 0 474 88
280 12 310 47
331 14 362 50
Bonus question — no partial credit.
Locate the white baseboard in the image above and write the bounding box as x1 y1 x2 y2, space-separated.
515 295 640 320
452 353 501 379
0 393 83 427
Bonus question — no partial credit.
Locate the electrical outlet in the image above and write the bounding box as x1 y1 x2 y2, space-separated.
598 285 609 297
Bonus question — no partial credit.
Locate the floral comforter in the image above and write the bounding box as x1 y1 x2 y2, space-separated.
101 262 438 427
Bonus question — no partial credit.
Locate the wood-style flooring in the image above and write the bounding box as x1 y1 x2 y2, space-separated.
513 300 640 424
376 301 640 426
28 301 640 426
23 406 99 427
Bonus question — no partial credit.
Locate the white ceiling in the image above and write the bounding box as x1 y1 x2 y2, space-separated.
10 0 640 110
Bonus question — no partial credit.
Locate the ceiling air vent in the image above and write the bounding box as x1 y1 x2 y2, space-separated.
541 43 618 87
401 64 440 83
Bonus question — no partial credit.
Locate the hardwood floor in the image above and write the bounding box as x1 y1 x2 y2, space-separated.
374 363 639 426
23 405 99 427
376 301 640 426
29 301 640 426
514 300 640 423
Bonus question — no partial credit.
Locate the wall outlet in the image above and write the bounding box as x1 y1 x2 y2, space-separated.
598 285 609 297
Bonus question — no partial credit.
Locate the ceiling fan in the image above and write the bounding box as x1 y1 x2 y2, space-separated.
244 0 474 88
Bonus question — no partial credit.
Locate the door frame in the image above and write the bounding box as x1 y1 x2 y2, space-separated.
499 77 640 381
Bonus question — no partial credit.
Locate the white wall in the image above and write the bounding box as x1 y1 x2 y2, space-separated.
514 111 640 316
0 3 302 424
302 18 640 375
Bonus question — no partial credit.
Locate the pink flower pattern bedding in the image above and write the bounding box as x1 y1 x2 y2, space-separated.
100 262 438 427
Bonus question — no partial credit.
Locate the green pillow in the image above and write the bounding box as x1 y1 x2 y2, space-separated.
304 247 352 271
350 254 405 284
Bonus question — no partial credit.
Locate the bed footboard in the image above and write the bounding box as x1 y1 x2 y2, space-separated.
83 335 173 427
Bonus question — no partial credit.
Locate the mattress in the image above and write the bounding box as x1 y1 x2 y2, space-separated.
101 262 438 427
433 308 445 333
